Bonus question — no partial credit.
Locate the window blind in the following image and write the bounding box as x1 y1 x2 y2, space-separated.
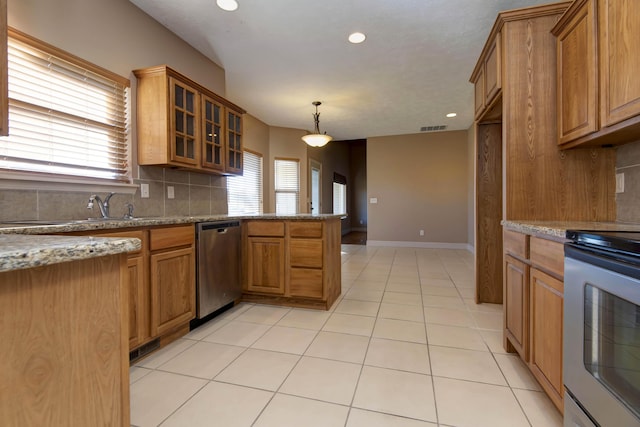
0 31 130 182
275 158 299 215
333 182 347 215
227 150 263 215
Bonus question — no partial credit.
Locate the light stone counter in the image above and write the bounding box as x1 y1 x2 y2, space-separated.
0 214 344 235
502 220 640 241
0 234 141 272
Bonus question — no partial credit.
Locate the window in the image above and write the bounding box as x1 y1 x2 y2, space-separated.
0 29 130 182
333 173 347 215
227 150 263 215
275 158 299 215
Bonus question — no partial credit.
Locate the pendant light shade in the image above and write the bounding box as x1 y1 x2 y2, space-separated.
302 101 332 147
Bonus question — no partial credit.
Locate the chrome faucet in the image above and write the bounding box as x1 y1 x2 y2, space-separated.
87 192 115 218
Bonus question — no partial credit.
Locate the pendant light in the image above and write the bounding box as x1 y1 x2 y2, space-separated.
302 101 333 147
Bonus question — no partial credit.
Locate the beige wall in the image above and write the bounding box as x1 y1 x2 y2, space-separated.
367 131 469 246
268 127 309 214
243 114 272 212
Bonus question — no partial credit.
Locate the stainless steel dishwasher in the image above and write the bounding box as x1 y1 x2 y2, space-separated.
196 220 241 319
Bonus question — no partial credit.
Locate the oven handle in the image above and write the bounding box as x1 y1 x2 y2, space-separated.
565 244 640 280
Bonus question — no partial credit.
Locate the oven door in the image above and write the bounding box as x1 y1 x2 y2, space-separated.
564 248 640 427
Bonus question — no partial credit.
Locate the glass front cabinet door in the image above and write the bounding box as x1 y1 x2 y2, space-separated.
226 109 243 175
170 77 199 166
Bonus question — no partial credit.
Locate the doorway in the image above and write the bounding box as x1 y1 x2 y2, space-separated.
309 159 321 214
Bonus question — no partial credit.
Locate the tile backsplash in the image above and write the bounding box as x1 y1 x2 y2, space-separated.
0 166 228 221
616 140 640 223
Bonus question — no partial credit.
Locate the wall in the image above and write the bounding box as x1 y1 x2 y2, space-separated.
268 127 309 214
243 115 272 213
616 140 640 223
367 130 469 247
0 0 245 221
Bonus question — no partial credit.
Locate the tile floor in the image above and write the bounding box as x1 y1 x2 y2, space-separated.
130 245 563 427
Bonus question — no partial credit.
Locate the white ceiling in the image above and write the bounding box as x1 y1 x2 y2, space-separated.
129 0 552 141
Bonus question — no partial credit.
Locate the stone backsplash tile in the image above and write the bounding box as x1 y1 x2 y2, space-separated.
165 168 190 184
138 165 164 181
616 140 640 223
0 190 38 221
164 183 190 216
211 187 228 214
189 185 212 215
190 171 211 186
132 180 165 217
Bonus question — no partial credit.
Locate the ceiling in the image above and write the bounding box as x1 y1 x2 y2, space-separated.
129 0 552 141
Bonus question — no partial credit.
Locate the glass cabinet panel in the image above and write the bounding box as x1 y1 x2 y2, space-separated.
226 109 243 174
170 78 198 165
201 95 224 171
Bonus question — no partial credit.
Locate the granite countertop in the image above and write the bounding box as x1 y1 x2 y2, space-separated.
0 234 141 272
0 213 344 235
502 220 640 240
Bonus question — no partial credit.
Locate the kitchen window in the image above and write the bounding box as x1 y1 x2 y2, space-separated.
227 150 263 215
275 158 299 215
0 29 130 185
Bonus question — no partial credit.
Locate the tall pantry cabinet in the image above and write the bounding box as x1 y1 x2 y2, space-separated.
470 2 615 305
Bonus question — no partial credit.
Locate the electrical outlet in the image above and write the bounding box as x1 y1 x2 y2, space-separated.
419 229 425 236
616 173 625 193
140 183 150 198
167 185 175 199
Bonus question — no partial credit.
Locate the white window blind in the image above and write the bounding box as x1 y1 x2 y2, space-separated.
227 150 263 215
0 30 130 182
333 182 346 215
275 158 299 215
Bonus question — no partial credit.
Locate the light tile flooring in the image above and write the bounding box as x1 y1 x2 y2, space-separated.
130 245 563 427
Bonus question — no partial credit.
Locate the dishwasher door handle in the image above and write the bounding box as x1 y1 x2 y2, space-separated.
217 228 228 234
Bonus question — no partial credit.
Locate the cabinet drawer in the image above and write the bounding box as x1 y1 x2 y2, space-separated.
289 221 323 238
289 268 323 299
290 239 323 268
246 221 285 237
504 229 529 259
150 225 194 251
530 237 564 278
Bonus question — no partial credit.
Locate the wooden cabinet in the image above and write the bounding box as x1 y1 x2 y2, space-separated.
69 224 195 355
134 65 245 175
472 33 501 119
149 225 196 336
552 0 640 148
242 218 341 310
0 254 130 426
503 228 564 413
530 267 564 412
471 2 615 304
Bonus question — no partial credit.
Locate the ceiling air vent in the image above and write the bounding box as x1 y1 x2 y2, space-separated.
420 125 447 132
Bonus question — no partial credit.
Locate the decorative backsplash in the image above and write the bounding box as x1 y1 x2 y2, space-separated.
616 140 640 223
0 166 228 222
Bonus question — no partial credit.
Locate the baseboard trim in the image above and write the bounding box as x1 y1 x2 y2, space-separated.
366 240 472 251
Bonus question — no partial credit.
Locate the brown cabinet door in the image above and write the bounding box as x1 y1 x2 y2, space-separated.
289 239 323 268
289 268 323 299
473 67 485 119
529 267 564 412
201 95 225 171
226 108 243 175
150 246 195 336
599 0 640 127
556 0 598 144
169 77 200 166
127 255 148 349
504 254 529 361
246 237 285 294
484 34 501 107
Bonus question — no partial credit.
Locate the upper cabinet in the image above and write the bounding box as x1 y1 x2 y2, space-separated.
134 65 246 175
471 33 501 119
552 0 640 148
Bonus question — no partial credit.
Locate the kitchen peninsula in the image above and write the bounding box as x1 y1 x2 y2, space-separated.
0 234 140 426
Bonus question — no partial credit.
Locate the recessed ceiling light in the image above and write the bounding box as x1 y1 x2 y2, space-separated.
348 32 366 44
216 0 238 11
446 112 457 118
